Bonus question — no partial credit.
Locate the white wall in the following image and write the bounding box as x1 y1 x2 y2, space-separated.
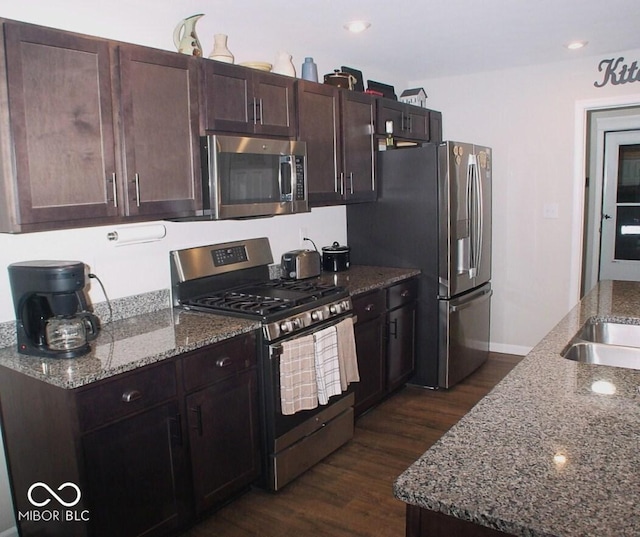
0 210 347 322
411 50 640 353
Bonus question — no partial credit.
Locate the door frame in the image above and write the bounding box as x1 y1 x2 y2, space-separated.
582 110 640 293
571 94 640 305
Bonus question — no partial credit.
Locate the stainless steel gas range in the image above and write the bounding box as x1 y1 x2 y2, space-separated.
170 237 356 491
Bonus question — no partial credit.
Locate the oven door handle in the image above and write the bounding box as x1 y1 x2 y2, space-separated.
267 314 357 357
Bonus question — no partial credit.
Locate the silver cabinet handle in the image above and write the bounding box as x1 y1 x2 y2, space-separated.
121 390 142 403
364 304 376 312
216 357 232 368
349 172 354 194
111 173 118 208
134 173 141 207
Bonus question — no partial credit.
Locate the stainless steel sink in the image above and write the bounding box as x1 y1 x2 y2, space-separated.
562 341 640 370
576 318 640 347
561 318 640 370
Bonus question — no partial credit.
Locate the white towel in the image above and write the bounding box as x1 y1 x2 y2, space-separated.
336 317 360 390
313 325 342 405
279 335 318 415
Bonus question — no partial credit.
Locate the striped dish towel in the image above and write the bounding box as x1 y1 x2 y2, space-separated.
279 334 318 415
313 325 342 405
336 317 360 390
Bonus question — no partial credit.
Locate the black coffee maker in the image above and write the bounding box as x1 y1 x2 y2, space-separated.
8 260 100 359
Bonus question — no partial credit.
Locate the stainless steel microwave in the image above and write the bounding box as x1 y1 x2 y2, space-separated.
200 134 308 220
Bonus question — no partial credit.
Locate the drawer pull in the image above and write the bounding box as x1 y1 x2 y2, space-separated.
364 304 376 312
401 290 411 298
216 357 232 368
121 390 142 403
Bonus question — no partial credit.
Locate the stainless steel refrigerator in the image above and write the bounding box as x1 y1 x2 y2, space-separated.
346 141 492 388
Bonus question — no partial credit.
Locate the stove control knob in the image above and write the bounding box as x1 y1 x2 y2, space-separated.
280 320 294 333
311 309 324 322
329 303 343 315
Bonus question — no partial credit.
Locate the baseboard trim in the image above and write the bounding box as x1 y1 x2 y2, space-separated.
490 342 532 356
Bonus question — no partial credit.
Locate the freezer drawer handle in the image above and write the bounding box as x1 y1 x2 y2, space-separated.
450 289 493 313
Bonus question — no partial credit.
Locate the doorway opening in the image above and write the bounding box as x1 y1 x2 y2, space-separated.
581 105 640 296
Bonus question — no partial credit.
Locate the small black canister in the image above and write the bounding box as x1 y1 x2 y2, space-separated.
321 241 351 272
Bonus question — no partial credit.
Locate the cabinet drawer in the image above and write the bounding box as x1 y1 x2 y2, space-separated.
182 333 257 392
388 278 419 310
76 361 177 432
352 289 385 324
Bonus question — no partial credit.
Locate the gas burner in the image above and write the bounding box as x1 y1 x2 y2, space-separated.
263 279 341 298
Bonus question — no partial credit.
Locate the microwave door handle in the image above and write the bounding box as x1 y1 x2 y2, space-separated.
279 156 293 202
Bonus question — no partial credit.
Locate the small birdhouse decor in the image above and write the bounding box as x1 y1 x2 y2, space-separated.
399 87 428 108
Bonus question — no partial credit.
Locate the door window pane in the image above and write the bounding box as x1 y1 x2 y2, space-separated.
615 206 640 260
616 144 640 203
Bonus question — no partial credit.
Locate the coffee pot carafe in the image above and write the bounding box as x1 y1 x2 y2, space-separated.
8 260 101 359
45 313 99 352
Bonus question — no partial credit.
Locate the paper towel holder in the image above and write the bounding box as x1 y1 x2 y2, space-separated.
106 224 167 246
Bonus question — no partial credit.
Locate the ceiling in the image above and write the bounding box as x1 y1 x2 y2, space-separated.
187 0 639 86
4 0 639 90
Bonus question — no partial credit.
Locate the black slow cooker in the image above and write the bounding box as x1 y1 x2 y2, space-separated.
322 241 350 272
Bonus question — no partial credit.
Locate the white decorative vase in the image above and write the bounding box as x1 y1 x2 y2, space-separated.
208 34 234 63
273 51 296 77
173 14 204 56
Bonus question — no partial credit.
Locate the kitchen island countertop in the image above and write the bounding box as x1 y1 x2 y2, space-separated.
394 280 640 537
0 265 419 389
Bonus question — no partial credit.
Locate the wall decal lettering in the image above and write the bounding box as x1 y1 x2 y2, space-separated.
594 57 640 87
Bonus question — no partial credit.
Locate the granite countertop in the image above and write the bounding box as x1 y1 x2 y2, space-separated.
0 265 419 390
393 280 640 537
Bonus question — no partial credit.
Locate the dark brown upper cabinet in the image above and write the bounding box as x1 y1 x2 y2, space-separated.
0 20 201 232
376 98 443 143
202 60 296 138
297 81 376 206
118 44 201 219
1 22 119 231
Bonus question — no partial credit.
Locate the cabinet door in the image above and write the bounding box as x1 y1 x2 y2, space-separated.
82 401 185 537
352 290 386 416
404 106 430 141
353 318 386 417
186 368 261 514
202 60 253 134
3 22 118 227
119 45 201 218
341 91 376 203
253 71 296 137
387 303 417 392
297 81 342 205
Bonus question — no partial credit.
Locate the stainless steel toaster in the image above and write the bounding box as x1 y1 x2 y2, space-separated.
281 249 321 280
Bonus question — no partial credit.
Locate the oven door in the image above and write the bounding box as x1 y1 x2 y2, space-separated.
259 314 356 490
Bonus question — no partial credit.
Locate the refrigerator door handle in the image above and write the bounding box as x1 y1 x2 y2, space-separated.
450 288 492 312
468 153 483 279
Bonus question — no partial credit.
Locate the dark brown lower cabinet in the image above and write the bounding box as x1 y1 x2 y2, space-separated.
82 402 185 537
352 289 386 416
386 278 418 393
0 331 259 537
353 277 418 417
186 369 260 514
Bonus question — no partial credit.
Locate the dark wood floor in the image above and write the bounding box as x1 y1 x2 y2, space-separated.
182 352 523 537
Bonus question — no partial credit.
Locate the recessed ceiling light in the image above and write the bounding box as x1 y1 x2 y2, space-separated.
344 20 371 33
566 40 588 50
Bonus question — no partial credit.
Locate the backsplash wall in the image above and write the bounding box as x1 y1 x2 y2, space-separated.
0 206 347 325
